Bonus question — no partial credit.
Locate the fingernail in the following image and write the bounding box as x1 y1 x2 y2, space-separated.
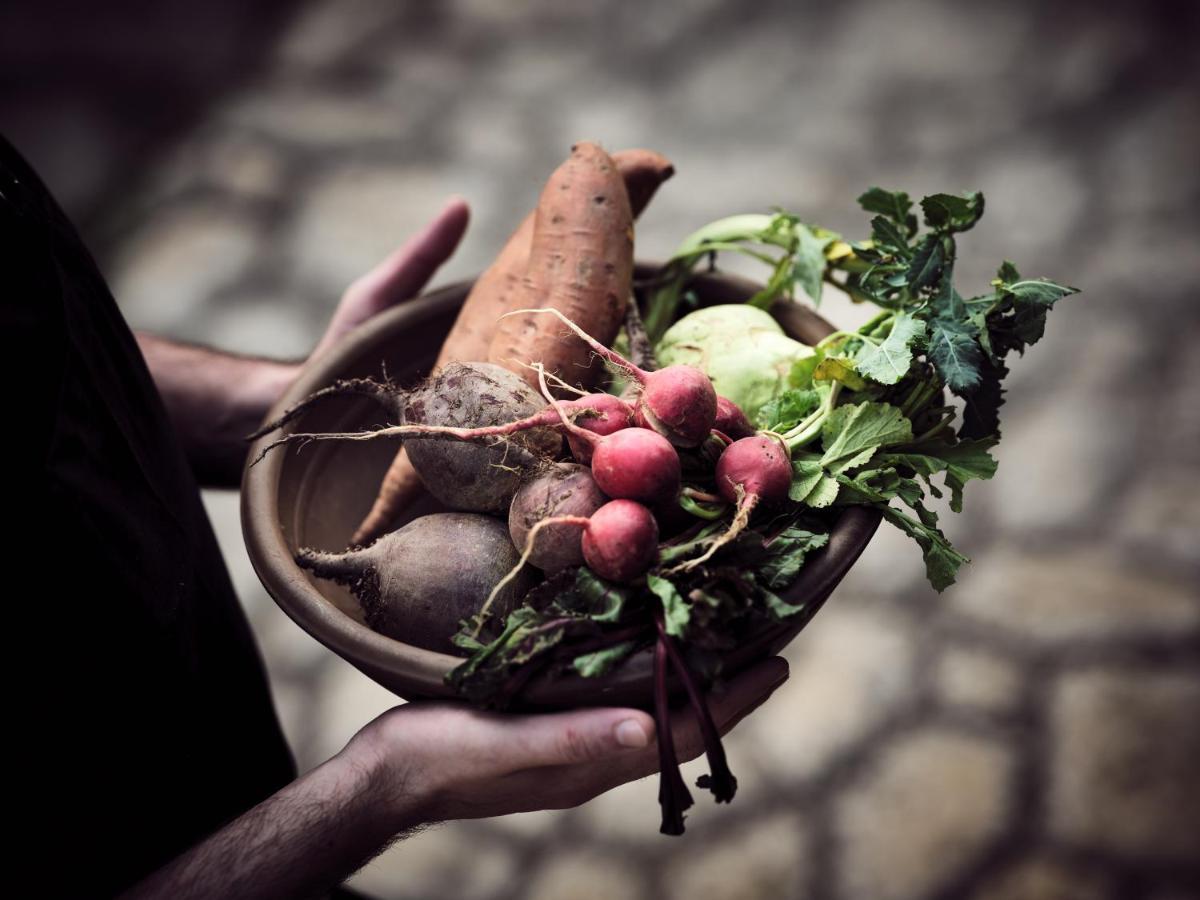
615 718 650 749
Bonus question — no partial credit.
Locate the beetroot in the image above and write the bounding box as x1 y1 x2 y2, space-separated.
508 464 607 573
295 513 534 654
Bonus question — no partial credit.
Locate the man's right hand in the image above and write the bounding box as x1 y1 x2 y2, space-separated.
343 656 789 827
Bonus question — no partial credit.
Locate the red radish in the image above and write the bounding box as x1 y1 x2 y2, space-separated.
479 498 660 625
580 499 660 583
506 307 718 448
565 392 635 463
714 434 793 506
713 395 756 440
667 434 792 573
587 428 681 503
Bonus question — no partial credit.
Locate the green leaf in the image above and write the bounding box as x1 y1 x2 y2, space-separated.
757 526 829 589
573 641 638 678
855 313 927 385
647 574 689 637
870 216 911 257
996 260 1020 283
1004 278 1079 307
568 569 631 623
920 191 984 233
858 187 914 229
761 587 807 621
879 438 998 512
834 468 925 508
959 356 1008 440
820 401 914 474
789 458 824 500
927 319 984 395
756 388 820 431
791 223 829 305
879 505 969 592
789 349 823 388
905 234 945 291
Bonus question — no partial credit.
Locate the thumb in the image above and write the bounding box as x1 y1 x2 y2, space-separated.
313 197 470 358
486 707 657 771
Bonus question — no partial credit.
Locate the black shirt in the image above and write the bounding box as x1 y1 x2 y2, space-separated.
4 137 297 897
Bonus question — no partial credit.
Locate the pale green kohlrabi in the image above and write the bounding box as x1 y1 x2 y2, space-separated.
656 305 815 419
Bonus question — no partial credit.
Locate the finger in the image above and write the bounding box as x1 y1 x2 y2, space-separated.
348 196 470 313
479 705 658 771
672 655 790 763
508 656 792 799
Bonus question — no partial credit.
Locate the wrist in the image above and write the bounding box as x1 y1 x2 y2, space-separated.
244 359 301 422
339 713 438 834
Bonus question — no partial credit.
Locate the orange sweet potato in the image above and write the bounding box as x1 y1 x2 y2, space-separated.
487 142 634 390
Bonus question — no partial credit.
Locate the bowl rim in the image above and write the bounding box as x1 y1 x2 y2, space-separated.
242 268 881 706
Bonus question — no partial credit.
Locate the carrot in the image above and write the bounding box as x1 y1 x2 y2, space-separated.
350 148 672 546
487 142 635 391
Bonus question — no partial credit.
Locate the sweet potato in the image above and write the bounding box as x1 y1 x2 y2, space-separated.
350 148 673 546
486 142 635 392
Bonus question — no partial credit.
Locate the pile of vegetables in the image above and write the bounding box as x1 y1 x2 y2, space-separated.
252 144 1078 835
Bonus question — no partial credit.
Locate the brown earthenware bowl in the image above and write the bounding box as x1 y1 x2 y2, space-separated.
241 265 881 710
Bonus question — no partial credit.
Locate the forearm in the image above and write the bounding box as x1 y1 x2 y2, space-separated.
136 333 298 487
120 748 415 900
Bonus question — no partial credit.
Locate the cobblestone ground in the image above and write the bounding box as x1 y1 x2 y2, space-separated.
28 1 1200 897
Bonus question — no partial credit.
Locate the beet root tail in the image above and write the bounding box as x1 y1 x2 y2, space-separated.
246 378 400 442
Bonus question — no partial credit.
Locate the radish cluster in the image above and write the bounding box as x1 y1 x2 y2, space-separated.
258 310 797 840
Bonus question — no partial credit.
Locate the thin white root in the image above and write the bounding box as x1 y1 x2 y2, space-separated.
510 358 587 396
664 487 757 575
536 364 590 441
502 307 645 384
475 515 588 637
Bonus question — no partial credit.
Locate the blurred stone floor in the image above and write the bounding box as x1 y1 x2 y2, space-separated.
8 0 1200 897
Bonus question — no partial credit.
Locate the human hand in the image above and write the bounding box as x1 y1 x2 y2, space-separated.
341 656 788 828
309 197 470 361
204 196 469 483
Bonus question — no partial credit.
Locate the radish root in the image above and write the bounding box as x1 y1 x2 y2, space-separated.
475 514 590 636
664 485 757 574
503 308 645 384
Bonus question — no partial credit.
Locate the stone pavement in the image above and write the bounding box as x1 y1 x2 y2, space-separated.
21 0 1200 897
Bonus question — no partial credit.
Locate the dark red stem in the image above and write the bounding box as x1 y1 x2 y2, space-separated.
654 629 693 835
655 612 738 804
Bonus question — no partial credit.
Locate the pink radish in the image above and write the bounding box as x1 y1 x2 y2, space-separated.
667 434 792 573
507 307 718 448
565 392 635 463
479 499 660 626
579 499 660 583
713 396 756 440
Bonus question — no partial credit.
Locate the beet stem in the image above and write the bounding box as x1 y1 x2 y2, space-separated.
654 630 693 836
655 612 738 804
